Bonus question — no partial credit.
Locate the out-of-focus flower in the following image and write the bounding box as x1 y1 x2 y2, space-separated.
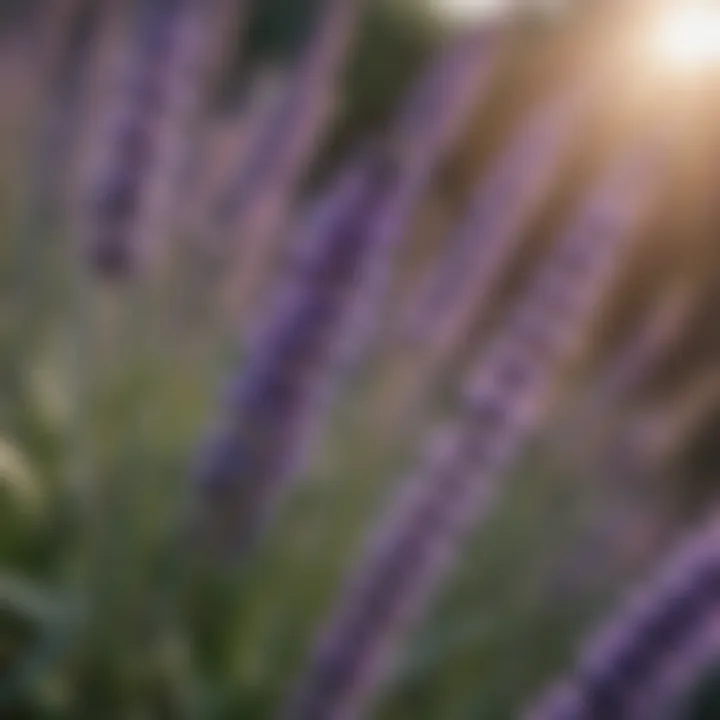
526 512 720 720
191 151 398 554
82 0 224 277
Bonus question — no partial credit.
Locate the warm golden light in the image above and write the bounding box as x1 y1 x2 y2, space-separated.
650 3 720 74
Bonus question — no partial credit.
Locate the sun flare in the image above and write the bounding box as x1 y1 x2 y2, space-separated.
650 2 720 75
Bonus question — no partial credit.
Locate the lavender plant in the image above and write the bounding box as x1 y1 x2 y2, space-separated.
526 513 720 720
285 141 667 720
81 0 224 277
191 151 398 553
190 25 503 554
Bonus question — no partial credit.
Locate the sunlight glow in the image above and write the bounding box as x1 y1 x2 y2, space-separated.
650 3 720 75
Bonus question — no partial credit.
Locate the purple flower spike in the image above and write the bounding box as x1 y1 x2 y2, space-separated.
192 150 398 555
83 0 223 278
525 514 720 720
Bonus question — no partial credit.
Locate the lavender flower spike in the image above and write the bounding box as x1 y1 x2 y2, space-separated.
284 144 667 720
83 0 224 277
192 150 398 555
525 513 720 720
